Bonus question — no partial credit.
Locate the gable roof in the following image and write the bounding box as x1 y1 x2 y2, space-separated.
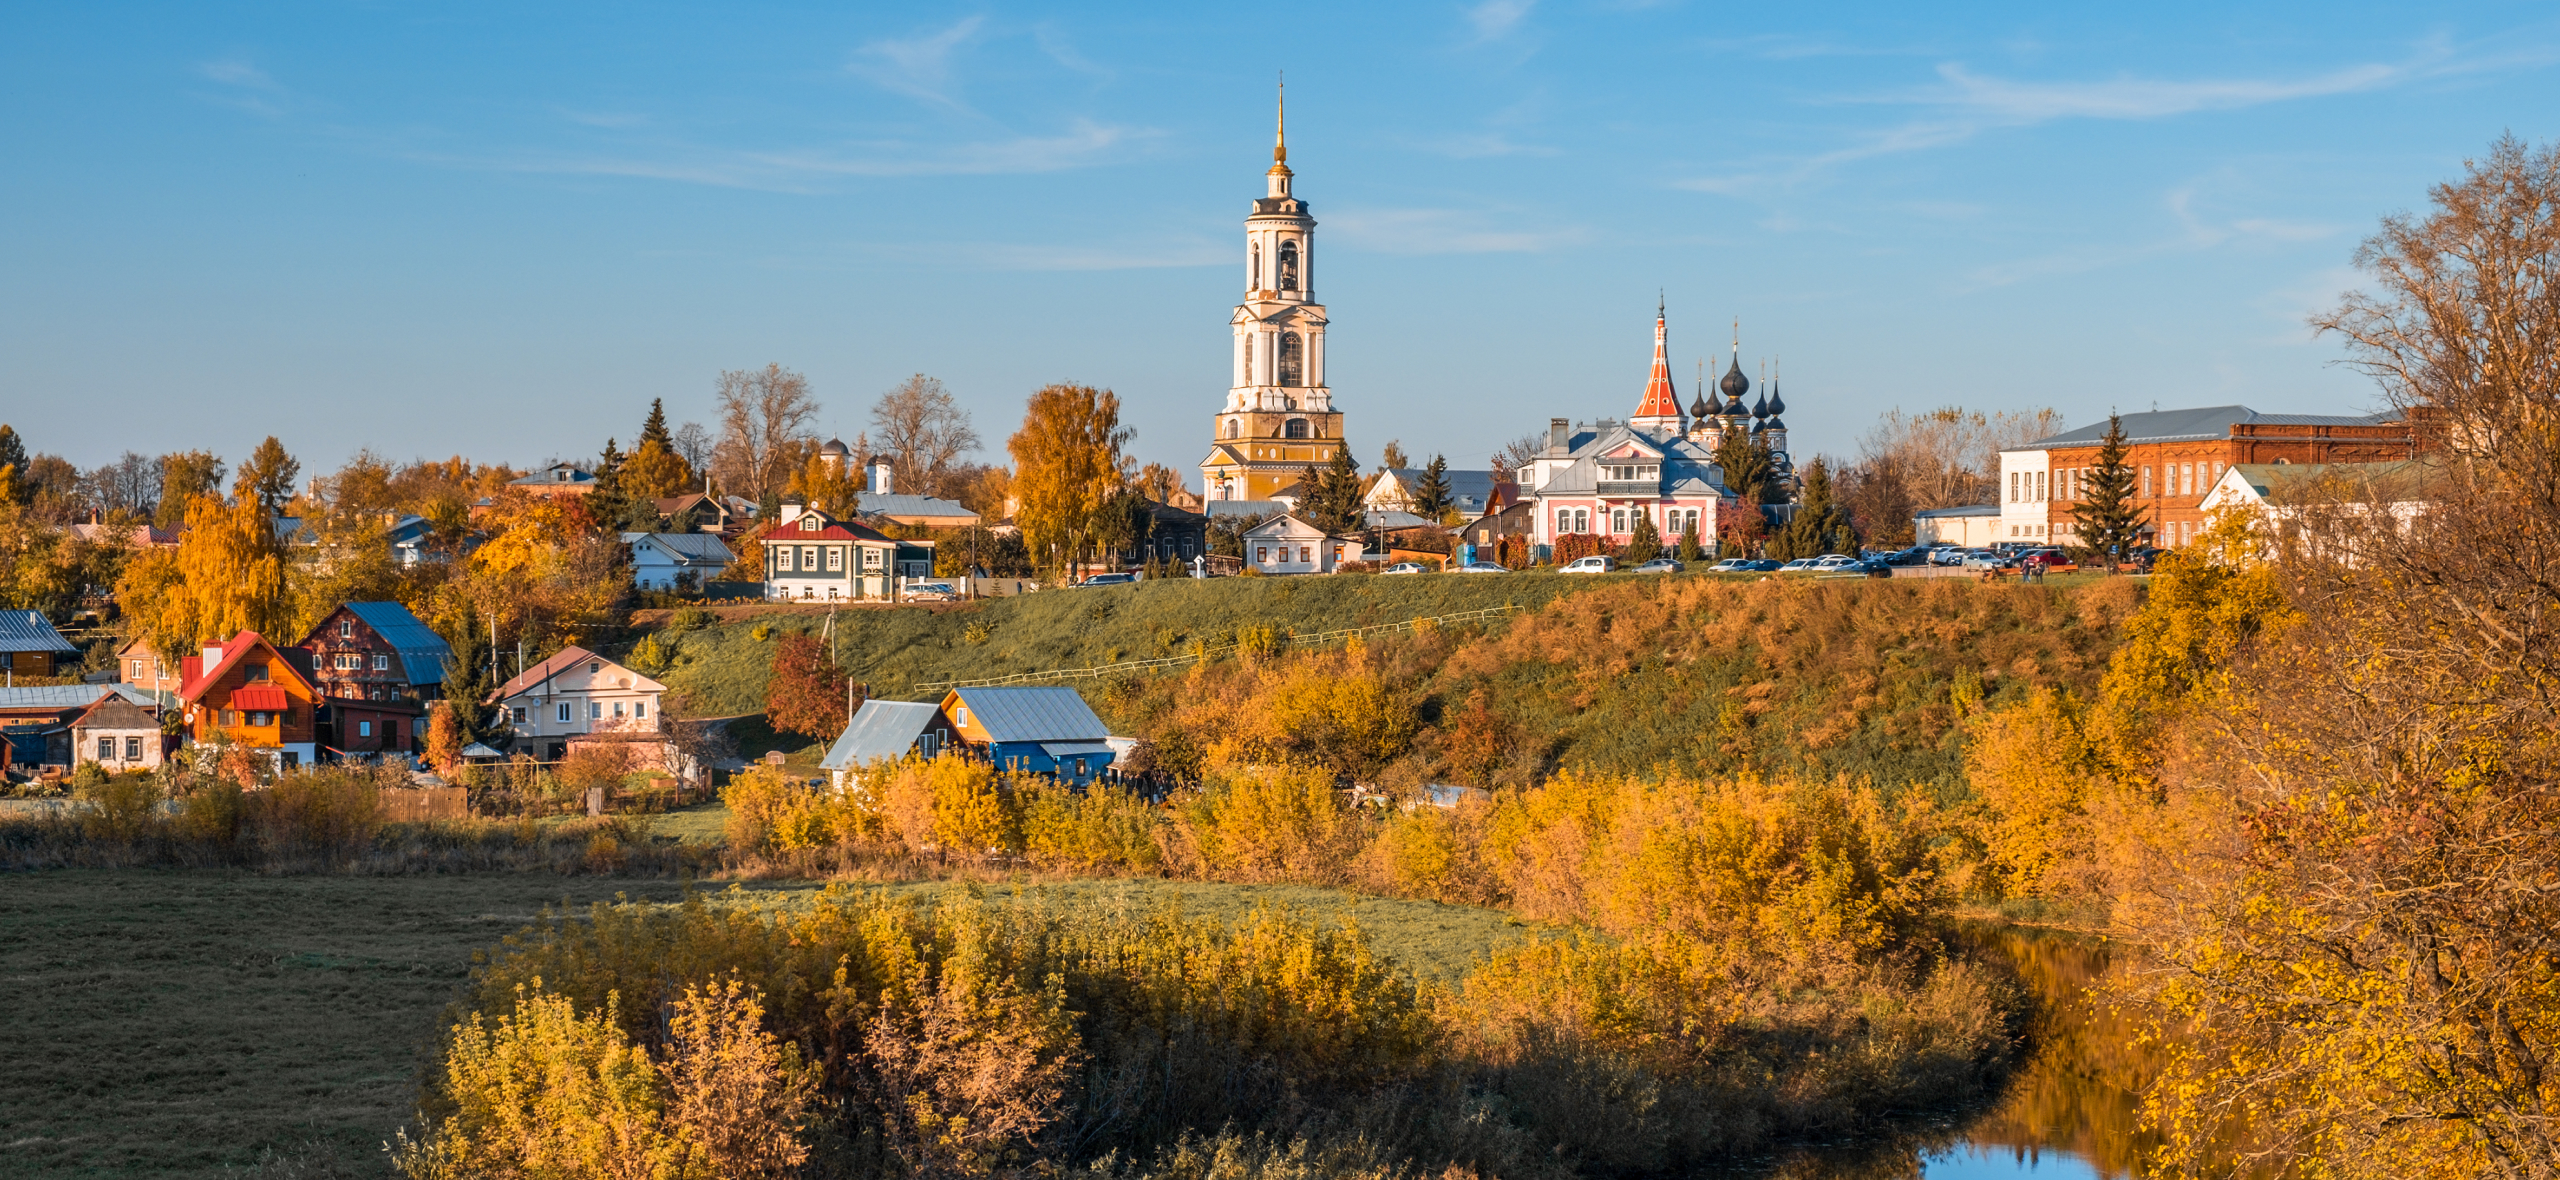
0 610 76 655
1914 503 2001 519
1205 500 1289 519
72 693 158 731
178 632 315 704
1241 512 1349 540
764 516 896 544
623 532 735 564
1375 468 1502 513
340 602 454 686
513 465 597 487
493 644 666 701
2220 459 2441 504
820 700 942 770
946 686 1109 744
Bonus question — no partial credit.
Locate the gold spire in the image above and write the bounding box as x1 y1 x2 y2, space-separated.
1274 72 1287 165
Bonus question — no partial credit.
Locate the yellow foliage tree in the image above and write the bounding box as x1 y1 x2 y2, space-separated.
783 452 862 516
619 439 698 506
117 492 291 661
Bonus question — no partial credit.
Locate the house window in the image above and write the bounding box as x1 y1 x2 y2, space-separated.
512 707 527 724
826 547 844 571
1256 546 1268 563
1611 508 1628 534
98 737 114 760
1279 333 1303 385
777 548 795 572
339 620 354 638
372 653 390 671
1285 418 1309 439
589 702 603 720
557 704 572 723
865 548 883 568
634 701 646 719
358 721 373 738
1278 239 1298 290
245 662 268 682
2142 466 2153 496
613 702 625 718
221 709 237 727
1226 419 1240 439
588 662 601 675
123 737 141 760
801 516 820 531
1299 545 1312 563
247 712 275 727
800 546 817 570
956 706 969 728
130 659 144 678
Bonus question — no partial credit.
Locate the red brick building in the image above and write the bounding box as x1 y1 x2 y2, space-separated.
1997 405 2424 550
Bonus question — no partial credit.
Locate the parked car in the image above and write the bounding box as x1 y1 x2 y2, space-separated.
1739 558 1783 571
1560 555 1618 574
1812 554 1858 570
1075 572 1139 587
1882 546 1935 566
905 581 960 601
1849 560 1895 578
1456 561 1511 574
1962 550 2018 571
1778 557 1820 572
1707 558 1753 572
1928 547 1972 566
1632 557 1684 574
2017 548 2080 572
1381 562 1431 575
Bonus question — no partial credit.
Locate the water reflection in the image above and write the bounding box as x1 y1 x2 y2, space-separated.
1730 924 2165 1179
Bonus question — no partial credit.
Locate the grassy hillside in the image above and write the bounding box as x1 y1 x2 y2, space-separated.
647 570 1599 715
0 871 1525 1178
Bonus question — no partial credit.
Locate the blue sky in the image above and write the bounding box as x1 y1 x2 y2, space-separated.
5 2 2556 481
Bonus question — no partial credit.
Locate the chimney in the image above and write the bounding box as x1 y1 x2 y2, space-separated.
202 643 224 672
870 459 894 496
1549 418 1570 454
777 499 805 527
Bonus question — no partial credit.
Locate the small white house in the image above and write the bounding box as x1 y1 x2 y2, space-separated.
623 532 734 591
495 645 667 761
1913 504 2002 548
1241 513 1366 574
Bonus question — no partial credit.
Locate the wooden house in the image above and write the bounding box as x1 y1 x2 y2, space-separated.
179 632 322 769
937 686 1116 786
494 645 666 762
72 694 165 772
0 610 77 681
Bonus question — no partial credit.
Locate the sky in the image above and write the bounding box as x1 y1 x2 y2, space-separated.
5 1 2558 483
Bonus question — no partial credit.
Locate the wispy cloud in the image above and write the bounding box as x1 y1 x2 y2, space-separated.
848 17 987 110
1327 207 1584 254
1033 23 1111 81
1677 38 2539 196
408 119 1145 191
195 58 287 117
1950 184 2347 293
1464 0 1536 44
1413 131 1557 159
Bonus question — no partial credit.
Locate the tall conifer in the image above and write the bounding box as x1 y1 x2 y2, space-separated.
2069 414 2147 571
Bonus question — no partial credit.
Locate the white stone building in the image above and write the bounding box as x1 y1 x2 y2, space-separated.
1241 514 1366 574
496 646 667 761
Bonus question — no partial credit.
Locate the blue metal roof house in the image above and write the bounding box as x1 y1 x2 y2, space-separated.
938 686 1117 786
819 700 953 791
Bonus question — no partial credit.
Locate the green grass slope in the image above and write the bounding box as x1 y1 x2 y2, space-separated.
652 571 1601 715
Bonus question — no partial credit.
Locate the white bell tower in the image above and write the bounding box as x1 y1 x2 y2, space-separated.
1226 82 1330 416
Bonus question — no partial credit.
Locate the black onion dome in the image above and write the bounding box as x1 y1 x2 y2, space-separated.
1751 391 1769 419
1767 383 1786 417
1719 356 1751 399
1689 383 1712 420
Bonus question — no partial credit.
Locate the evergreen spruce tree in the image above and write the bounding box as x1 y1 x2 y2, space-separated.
1677 515 1703 563
1302 447 1365 536
2069 413 2148 571
437 635 514 753
1414 454 1453 520
638 398 673 452
1624 510 1663 564
1769 458 1858 560
1713 430 1775 505
587 439 628 532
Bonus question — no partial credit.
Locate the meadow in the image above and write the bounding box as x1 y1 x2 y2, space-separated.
0 871 1533 1179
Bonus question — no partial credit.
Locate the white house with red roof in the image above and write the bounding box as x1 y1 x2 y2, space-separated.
493 645 666 761
760 502 936 602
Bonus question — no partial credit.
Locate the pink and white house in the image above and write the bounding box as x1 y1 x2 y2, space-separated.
1522 307 1790 552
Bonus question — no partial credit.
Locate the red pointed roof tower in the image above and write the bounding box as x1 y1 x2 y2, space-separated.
1630 297 1683 434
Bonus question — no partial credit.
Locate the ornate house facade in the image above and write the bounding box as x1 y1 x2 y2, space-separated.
1201 95 1348 503
1522 309 1786 551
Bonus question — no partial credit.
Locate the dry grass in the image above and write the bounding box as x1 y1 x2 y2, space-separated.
0 872 1535 1178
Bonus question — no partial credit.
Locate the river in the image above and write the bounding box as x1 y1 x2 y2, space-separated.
1750 925 2173 1179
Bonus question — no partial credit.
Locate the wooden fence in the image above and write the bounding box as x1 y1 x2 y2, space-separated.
915 604 1520 692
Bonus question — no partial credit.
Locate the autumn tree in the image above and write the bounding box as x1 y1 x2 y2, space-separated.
238 436 301 517
1007 383 1130 579
154 451 225 530
119 491 291 661
712 365 822 517
1378 439 1410 471
765 632 851 741
870 375 981 497
784 453 863 516
2068 415 2145 569
2130 135 2560 1178
0 426 26 506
